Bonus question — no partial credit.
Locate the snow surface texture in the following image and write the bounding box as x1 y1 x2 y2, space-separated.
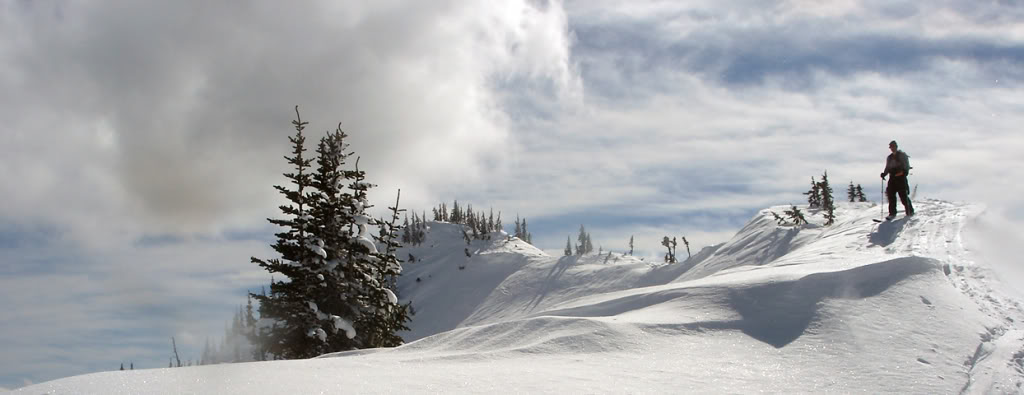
14 200 1024 394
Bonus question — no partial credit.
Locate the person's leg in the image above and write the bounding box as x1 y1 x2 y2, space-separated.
886 179 898 217
900 177 914 215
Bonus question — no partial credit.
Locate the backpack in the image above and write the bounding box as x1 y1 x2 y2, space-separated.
900 150 912 174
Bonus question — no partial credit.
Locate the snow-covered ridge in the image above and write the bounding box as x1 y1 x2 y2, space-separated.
16 199 1024 394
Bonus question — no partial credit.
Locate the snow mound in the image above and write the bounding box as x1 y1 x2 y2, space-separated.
17 200 1024 394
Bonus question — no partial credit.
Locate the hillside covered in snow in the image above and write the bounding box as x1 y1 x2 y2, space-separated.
15 199 1024 394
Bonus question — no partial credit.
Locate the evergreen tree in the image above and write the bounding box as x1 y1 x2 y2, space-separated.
415 215 426 245
855 184 867 202
401 214 411 243
244 294 264 361
249 107 325 359
514 217 531 244
847 181 856 202
820 171 836 226
661 236 676 263
343 157 410 348
804 176 822 208
784 204 808 225
451 200 462 224
200 338 211 365
564 236 573 256
250 108 408 360
577 225 588 255
364 189 412 347
467 208 479 239
628 236 634 256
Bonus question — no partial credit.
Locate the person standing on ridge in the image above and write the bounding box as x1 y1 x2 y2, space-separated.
880 140 914 220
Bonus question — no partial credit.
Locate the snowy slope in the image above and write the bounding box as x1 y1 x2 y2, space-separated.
15 199 1024 394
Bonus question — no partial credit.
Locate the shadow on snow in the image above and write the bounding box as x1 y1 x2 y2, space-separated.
545 256 939 349
868 217 909 247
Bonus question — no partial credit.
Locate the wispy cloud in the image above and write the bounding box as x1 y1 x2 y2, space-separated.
470 0 1024 252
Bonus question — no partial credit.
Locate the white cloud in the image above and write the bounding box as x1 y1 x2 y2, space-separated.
4 0 1024 389
0 0 577 245
1 1 579 388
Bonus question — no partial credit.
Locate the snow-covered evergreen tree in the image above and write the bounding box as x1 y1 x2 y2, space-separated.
249 107 325 359
564 236 573 256
847 181 857 202
364 189 412 347
250 108 409 359
820 171 836 226
337 154 409 349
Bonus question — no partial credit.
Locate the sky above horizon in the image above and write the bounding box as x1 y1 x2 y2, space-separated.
3 0 1024 389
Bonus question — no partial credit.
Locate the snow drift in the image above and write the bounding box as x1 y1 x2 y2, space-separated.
15 199 1024 394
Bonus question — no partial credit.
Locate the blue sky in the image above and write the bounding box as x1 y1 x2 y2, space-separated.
3 0 1024 389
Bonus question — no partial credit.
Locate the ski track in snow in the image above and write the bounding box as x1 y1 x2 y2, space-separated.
852 199 1024 393
13 199 1024 394
898 200 1024 394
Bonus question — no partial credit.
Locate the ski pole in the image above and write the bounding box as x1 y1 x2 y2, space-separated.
880 178 884 221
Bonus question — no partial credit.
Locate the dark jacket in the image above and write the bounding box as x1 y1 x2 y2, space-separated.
883 150 910 177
